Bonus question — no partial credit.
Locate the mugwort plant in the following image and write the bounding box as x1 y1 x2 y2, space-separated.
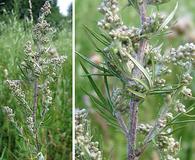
77 0 195 159
2 1 66 159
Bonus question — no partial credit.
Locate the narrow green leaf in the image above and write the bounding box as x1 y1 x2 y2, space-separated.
84 90 118 127
169 106 195 124
171 120 195 125
77 51 123 81
82 89 105 109
123 50 153 87
80 62 107 104
81 73 113 77
76 51 109 72
128 87 146 99
104 75 114 112
162 126 187 136
149 84 183 95
84 25 109 46
158 2 178 31
84 26 109 59
128 0 139 10
131 77 149 90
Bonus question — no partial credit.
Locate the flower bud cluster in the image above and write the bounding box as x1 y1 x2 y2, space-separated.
109 26 140 42
157 112 173 128
6 80 29 108
45 56 67 66
98 0 121 31
154 78 166 87
159 66 172 75
33 1 54 47
98 0 141 78
40 1 51 16
182 73 193 84
41 81 52 117
3 106 15 122
174 100 186 113
157 133 180 160
165 43 195 68
26 116 34 135
111 88 130 113
21 1 66 80
75 109 102 160
33 17 54 45
22 42 43 78
181 86 192 97
141 13 165 34
137 123 152 134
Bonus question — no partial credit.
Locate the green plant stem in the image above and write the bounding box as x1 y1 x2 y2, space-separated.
127 1 148 160
33 79 40 153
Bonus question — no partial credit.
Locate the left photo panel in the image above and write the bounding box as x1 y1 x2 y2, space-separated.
0 0 72 159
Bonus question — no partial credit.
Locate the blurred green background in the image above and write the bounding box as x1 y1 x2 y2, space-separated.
76 0 195 159
0 0 72 159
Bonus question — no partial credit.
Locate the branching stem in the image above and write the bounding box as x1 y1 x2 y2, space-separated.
127 1 148 160
33 79 40 153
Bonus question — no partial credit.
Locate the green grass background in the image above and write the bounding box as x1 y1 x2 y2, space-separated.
0 11 72 160
76 0 195 159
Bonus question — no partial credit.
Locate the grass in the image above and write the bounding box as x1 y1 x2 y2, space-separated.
76 0 195 159
0 12 72 160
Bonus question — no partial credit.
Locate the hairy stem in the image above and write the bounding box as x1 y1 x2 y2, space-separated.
115 111 128 137
33 79 40 152
138 0 148 66
128 100 139 160
127 1 148 160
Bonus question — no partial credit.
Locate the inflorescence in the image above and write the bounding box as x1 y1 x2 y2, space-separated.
75 109 102 160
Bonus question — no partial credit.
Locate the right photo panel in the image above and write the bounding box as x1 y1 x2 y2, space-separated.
75 0 195 160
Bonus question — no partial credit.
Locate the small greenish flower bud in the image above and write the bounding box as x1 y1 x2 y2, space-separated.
175 101 186 113
165 112 173 120
137 123 152 134
182 86 192 97
41 1 51 16
155 78 166 86
182 73 193 84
